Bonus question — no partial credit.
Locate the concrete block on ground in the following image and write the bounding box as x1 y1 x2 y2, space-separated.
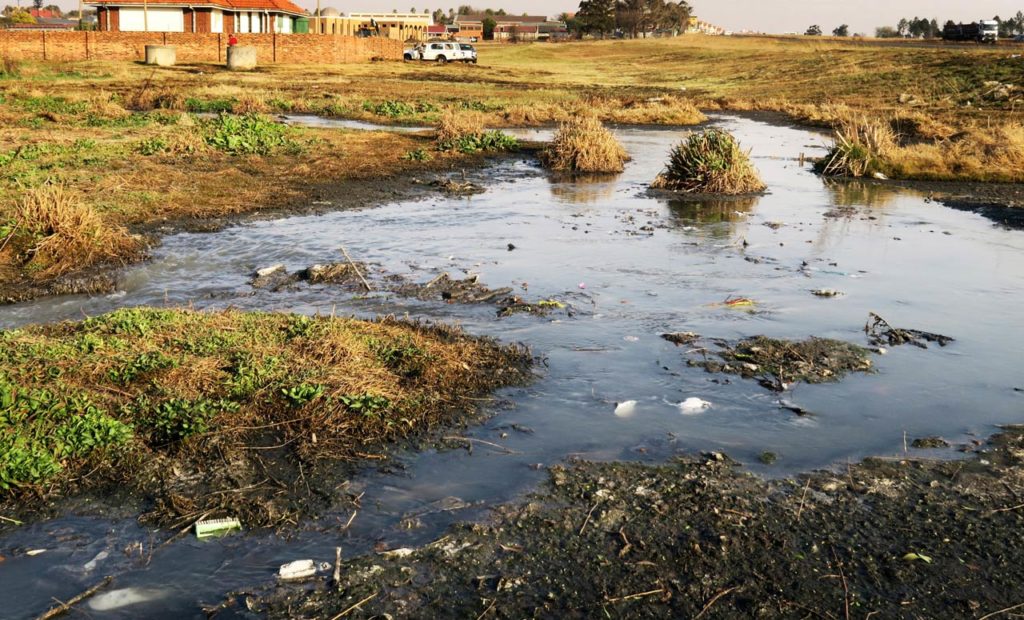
144 45 176 66
227 45 257 71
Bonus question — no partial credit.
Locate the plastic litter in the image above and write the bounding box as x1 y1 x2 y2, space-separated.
26 549 46 556
279 559 318 581
254 264 284 278
195 517 242 539
89 588 167 611
614 400 637 417
578 282 586 289
83 550 109 572
678 398 712 414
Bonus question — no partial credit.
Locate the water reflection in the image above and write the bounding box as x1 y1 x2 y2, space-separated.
663 196 759 239
824 179 909 209
548 173 620 204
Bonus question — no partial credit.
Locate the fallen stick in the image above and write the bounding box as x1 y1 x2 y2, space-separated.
35 576 113 620
605 587 665 603
442 436 520 455
694 585 739 620
329 591 378 620
339 245 372 292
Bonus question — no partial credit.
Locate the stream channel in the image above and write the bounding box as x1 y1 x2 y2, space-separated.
2 115 1023 618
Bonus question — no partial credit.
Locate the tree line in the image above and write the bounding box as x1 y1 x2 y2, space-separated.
875 13 1024 38
572 0 692 39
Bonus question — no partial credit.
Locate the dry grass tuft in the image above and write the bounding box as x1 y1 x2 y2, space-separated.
817 114 898 178
232 94 270 114
541 115 630 173
436 109 486 146
12 185 139 279
604 96 706 125
652 129 766 194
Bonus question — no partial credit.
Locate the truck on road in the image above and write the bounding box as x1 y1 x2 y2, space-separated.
943 20 999 44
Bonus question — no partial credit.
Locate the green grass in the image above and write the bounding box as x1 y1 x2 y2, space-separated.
0 308 530 525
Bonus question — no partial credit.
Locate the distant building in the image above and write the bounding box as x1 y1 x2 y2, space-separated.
686 17 725 35
312 10 431 40
454 14 566 42
87 0 305 33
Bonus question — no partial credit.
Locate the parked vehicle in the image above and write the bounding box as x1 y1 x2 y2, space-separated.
459 43 478 63
403 41 472 64
943 20 999 44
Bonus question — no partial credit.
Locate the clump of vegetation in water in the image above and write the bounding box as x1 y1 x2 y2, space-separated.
816 114 897 178
435 109 518 153
652 129 766 194
540 115 630 173
0 308 530 525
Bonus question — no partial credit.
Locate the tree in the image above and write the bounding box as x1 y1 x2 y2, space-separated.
576 0 615 37
482 15 496 39
875 26 898 38
805 24 822 36
409 7 415 13
432 8 446 23
43 3 61 16
832 24 848 37
32 0 43 10
897 18 909 36
9 8 35 22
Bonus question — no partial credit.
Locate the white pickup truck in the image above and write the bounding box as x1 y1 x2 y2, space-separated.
404 41 477 64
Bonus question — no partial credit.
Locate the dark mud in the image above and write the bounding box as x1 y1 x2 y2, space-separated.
248 428 1024 619
685 335 875 392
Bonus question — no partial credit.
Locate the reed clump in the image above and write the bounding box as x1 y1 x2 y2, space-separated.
436 109 486 146
817 114 897 178
9 184 139 279
541 116 630 173
652 129 765 194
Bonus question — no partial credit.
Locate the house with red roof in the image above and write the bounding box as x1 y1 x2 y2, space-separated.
88 0 305 34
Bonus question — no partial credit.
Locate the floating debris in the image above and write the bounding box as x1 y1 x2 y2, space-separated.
251 264 299 290
195 517 242 539
614 400 638 417
865 312 954 349
662 332 699 346
678 397 712 414
279 559 318 581
689 336 874 392
911 436 950 449
431 177 485 195
811 289 843 297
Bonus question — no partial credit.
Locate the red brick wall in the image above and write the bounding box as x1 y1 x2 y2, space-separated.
0 31 402 63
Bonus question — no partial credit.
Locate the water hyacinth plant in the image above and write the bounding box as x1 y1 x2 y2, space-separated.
652 129 766 194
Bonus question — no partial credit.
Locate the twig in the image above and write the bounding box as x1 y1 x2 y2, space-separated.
475 598 497 620
339 245 372 292
832 548 850 620
796 478 811 521
605 587 665 603
0 223 19 254
0 514 24 525
979 601 1024 620
988 502 1024 515
341 510 358 531
329 591 378 619
333 547 341 586
35 576 113 620
443 436 519 455
579 502 600 536
694 586 739 620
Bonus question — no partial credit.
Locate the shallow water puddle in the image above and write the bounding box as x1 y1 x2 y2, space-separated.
2 116 1024 618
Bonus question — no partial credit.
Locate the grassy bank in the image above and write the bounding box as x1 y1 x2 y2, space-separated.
0 82 504 301
253 428 1024 618
0 307 531 526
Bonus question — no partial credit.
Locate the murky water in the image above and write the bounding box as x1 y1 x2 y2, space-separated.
3 116 1024 618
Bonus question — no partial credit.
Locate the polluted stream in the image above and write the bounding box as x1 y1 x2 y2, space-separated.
3 116 1024 618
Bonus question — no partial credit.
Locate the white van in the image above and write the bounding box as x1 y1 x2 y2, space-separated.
405 41 468 64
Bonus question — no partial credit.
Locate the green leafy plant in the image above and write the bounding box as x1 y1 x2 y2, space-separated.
368 337 429 379
339 393 390 416
136 137 168 156
148 397 238 444
185 97 234 113
439 130 518 154
401 148 433 161
282 383 324 407
107 351 177 384
204 113 292 156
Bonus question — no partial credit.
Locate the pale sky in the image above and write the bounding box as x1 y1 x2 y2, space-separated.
47 0 1024 36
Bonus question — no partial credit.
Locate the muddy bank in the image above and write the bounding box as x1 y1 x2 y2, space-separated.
1 143 542 307
0 308 532 530
249 427 1024 618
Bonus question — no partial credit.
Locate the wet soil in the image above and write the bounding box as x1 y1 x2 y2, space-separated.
249 427 1024 619
685 335 875 392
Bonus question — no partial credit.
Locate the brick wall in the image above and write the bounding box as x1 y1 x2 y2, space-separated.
0 31 402 64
